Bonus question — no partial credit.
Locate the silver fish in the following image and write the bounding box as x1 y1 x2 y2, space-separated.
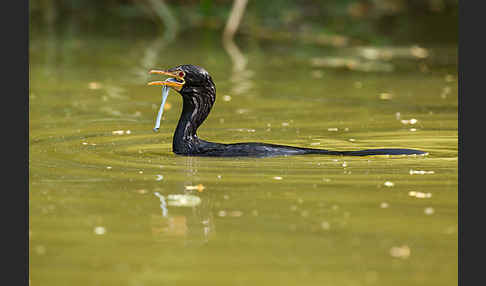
153 84 170 132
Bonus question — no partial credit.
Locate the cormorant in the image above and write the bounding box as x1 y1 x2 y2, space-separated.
148 64 427 157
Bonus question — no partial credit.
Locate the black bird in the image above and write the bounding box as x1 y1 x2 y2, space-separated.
148 64 427 157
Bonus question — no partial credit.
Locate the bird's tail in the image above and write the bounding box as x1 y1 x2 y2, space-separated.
307 148 428 156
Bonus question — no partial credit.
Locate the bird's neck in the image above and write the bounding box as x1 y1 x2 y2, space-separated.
173 91 214 154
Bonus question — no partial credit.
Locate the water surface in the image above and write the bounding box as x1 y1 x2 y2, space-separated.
29 30 457 286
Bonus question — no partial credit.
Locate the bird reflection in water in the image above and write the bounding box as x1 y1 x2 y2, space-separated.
150 157 215 244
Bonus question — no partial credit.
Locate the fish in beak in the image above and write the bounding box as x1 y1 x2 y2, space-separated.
148 69 186 132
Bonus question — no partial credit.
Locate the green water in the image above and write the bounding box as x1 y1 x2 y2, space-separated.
29 31 457 286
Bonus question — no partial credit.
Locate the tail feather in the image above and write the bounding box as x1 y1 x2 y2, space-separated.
309 148 427 156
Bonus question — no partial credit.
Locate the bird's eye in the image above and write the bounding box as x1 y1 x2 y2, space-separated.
178 71 185 78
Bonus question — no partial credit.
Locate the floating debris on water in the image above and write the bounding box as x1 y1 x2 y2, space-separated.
409 169 435 175
88 82 102 90
94 226 106 235
408 191 432 199
112 130 131 135
389 245 411 259
222 95 232 102
424 207 435 215
384 181 395 187
380 202 389 208
342 161 348 167
400 118 418 125
155 175 164 181
136 189 148 194
184 184 205 192
328 127 338 132
273 176 283 180
379 92 393 100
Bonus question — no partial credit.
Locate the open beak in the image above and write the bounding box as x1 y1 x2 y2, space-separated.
147 69 185 91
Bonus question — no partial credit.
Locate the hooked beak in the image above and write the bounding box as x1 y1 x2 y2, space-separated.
147 69 185 91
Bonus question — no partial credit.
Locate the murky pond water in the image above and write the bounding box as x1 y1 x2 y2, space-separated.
29 30 457 286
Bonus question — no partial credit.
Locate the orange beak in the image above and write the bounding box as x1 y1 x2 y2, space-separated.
147 69 185 91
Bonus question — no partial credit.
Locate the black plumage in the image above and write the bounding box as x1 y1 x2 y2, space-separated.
151 64 427 158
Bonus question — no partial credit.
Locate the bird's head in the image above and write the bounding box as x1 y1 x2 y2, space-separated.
148 64 216 132
148 64 215 100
